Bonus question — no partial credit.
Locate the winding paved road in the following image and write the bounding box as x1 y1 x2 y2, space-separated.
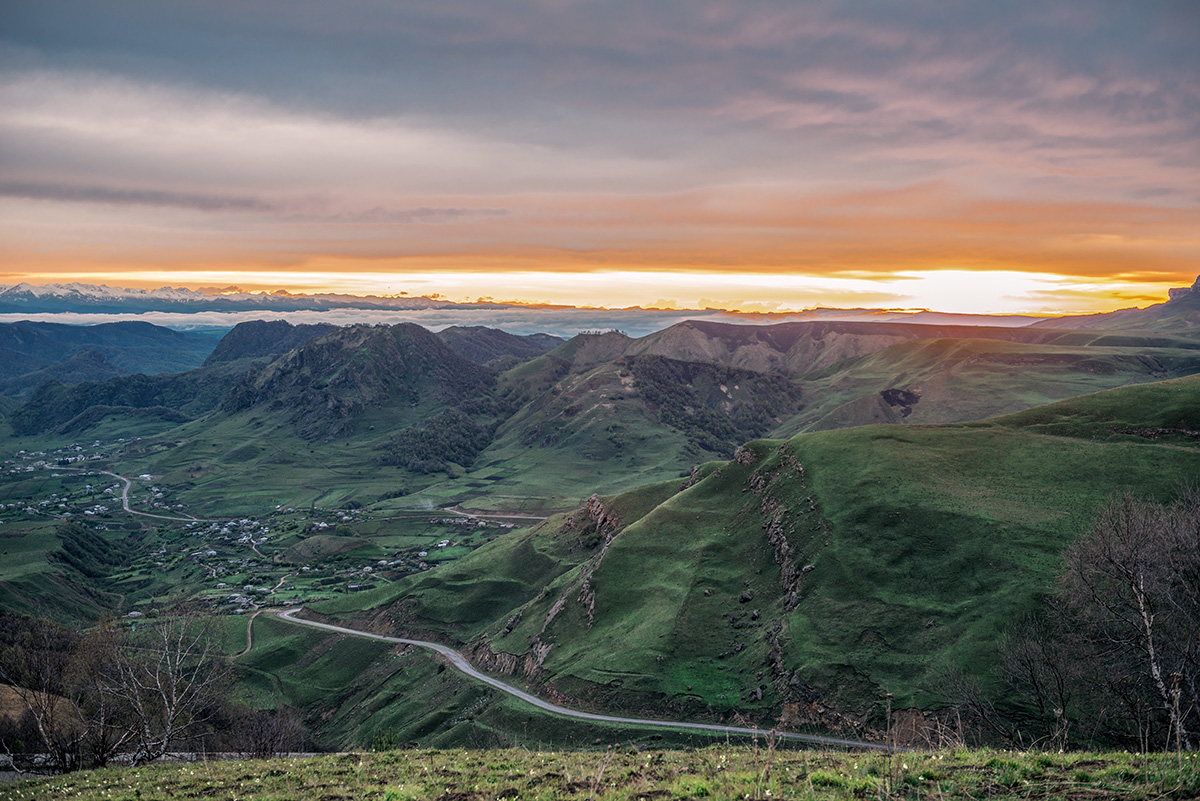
274 608 902 752
97 470 207 523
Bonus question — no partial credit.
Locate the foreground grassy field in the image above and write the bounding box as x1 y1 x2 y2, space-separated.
4 747 1197 800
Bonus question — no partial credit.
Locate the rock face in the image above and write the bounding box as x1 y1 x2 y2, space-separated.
475 492 627 682
576 494 622 628
466 638 553 678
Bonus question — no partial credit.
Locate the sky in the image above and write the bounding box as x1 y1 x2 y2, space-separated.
2 1 1198 315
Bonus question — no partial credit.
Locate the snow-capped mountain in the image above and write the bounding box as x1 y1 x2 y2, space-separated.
0 282 489 314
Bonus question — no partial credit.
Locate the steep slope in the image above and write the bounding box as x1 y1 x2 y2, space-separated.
221 323 496 440
789 337 1200 433
623 319 1099 374
407 351 803 512
8 360 252 436
203 319 337 365
64 324 512 517
458 321 1200 507
0 349 128 398
325 375 1200 735
13 316 1200 518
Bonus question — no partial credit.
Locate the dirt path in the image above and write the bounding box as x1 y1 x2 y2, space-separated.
234 610 261 658
443 506 549 521
274 608 903 752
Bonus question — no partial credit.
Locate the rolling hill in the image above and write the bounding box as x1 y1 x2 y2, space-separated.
436 325 563 366
0 320 221 395
309 374 1200 739
3 308 1200 749
8 314 1200 514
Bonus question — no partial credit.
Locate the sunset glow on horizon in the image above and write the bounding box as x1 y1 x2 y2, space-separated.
2 2 1198 317
1 268 1189 317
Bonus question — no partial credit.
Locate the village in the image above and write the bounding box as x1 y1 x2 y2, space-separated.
0 439 528 618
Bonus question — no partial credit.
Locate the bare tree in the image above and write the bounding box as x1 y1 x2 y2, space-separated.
66 621 137 767
929 665 1020 747
2 611 232 772
1000 614 1080 750
0 615 84 772
1060 491 1200 751
106 615 230 767
228 706 307 759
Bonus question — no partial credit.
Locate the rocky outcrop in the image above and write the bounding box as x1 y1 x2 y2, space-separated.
734 445 758 465
575 494 624 627
748 445 824 611
540 595 567 634
466 638 553 679
679 464 705 491
585 493 620 534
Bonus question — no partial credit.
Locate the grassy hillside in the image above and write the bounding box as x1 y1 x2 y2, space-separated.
310 375 1200 737
229 610 729 751
8 319 1200 513
1031 275 1200 332
0 320 221 387
787 337 1200 433
8 747 1197 800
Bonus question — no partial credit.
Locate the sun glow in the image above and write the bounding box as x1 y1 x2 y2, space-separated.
5 268 1183 316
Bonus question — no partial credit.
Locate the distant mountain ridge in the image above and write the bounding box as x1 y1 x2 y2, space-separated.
1032 275 1200 331
0 280 804 319
0 282 507 314
9 310 1200 510
0 320 220 392
0 280 1053 328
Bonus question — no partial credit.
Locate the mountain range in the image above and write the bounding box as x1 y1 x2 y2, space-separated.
7 282 1200 513
2 278 1199 748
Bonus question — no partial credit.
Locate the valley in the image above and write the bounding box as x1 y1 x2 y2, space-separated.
2 282 1199 758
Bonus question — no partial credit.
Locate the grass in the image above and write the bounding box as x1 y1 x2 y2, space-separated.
5 347 1200 749
784 337 1200 434
303 375 1200 729
12 325 1200 517
4 747 1197 800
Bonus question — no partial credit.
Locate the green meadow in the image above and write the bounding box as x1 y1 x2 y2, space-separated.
5 747 1196 801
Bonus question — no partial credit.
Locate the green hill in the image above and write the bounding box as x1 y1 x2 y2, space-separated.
202 319 336 365
436 324 562 366
0 320 221 388
312 375 1200 738
7 318 1200 516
